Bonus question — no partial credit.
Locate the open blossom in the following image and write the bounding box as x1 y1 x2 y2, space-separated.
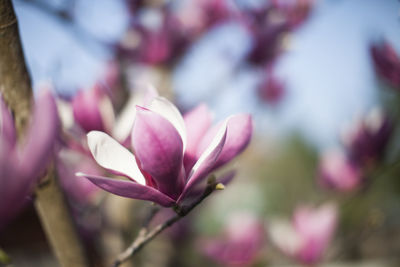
200 212 265 266
341 108 393 167
269 203 337 265
318 149 362 192
370 41 400 89
0 90 59 229
77 96 252 207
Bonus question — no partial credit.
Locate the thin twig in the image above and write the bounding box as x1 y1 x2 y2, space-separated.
112 182 223 267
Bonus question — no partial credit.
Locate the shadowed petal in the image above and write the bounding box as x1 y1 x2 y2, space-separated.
77 173 175 207
0 95 16 147
178 121 227 202
197 114 253 170
87 131 146 185
19 89 60 182
72 86 114 133
132 108 185 199
148 97 187 151
113 83 158 142
183 103 213 171
0 136 28 229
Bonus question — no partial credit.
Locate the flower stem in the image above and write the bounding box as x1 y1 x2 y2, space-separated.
112 182 221 267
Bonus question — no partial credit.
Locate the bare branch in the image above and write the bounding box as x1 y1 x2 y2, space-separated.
112 182 222 267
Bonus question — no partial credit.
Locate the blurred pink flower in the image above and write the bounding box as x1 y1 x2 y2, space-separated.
271 0 314 29
269 203 338 265
370 41 400 89
318 149 362 192
72 84 115 133
258 68 285 105
119 11 189 66
201 212 265 266
341 108 393 167
0 89 59 229
77 96 252 207
60 83 158 148
244 9 289 66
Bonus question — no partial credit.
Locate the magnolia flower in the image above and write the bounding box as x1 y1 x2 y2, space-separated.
200 212 264 266
59 83 158 146
0 90 59 229
341 108 393 166
258 68 285 105
119 9 189 66
246 20 288 66
72 84 115 133
318 149 362 192
269 203 337 265
271 0 314 29
77 97 252 207
370 41 400 89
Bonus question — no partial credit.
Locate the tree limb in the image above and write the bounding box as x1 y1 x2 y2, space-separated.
112 182 223 267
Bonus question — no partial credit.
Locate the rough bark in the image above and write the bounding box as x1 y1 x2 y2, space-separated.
0 0 88 266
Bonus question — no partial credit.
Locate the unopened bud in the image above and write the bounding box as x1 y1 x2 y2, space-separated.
215 183 225 190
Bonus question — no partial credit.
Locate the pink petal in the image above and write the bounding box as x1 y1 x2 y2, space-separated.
197 114 253 170
132 107 185 200
0 94 16 147
178 121 227 202
19 89 60 182
72 85 114 133
148 97 187 150
294 203 338 264
77 173 175 207
183 103 213 171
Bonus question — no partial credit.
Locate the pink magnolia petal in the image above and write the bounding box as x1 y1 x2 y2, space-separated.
87 131 146 185
0 136 28 229
72 86 110 133
132 108 185 199
148 97 187 150
178 121 227 202
77 173 175 207
19 89 60 182
294 203 338 264
183 103 213 171
197 114 253 170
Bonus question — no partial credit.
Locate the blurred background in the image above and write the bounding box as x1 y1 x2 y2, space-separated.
1 0 400 266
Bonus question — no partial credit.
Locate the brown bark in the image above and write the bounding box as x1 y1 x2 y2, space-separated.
0 0 88 266
0 0 32 136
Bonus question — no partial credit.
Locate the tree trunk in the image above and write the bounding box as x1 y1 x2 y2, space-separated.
0 0 89 266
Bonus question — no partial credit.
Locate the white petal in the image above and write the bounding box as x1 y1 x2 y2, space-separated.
56 99 74 130
190 119 228 175
87 131 146 185
269 219 303 256
148 97 187 151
